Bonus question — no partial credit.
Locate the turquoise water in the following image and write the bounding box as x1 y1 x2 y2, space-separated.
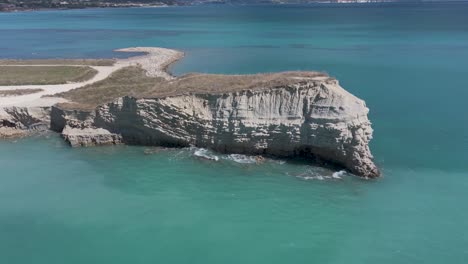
1 3 468 263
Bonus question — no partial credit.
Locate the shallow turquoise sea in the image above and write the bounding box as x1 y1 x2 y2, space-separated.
1 3 468 263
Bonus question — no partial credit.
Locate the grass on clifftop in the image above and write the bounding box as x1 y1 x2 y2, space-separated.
57 66 165 110
0 66 98 86
56 66 329 110
143 71 329 98
0 59 115 66
0 88 44 97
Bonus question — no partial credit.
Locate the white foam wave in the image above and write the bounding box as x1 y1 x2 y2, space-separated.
275 160 286 165
225 154 257 164
300 175 326 181
292 169 346 181
193 148 219 161
332 170 346 179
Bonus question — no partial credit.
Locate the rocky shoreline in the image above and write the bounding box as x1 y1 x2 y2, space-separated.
0 47 380 178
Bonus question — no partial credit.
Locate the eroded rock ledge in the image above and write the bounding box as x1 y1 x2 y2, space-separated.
50 73 380 178
0 107 50 138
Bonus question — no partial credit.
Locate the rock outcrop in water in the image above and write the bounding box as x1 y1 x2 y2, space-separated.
50 73 380 178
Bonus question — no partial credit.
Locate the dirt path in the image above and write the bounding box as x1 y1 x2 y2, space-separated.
0 47 184 108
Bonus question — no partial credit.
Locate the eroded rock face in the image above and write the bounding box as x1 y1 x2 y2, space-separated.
50 107 122 147
51 77 380 178
61 126 122 147
0 107 50 138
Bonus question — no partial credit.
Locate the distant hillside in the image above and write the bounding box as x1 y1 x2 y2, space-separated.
179 0 468 4
0 0 178 12
0 0 455 11
178 0 408 4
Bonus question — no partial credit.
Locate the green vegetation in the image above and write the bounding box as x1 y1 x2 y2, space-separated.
0 66 98 86
0 59 115 66
0 88 44 97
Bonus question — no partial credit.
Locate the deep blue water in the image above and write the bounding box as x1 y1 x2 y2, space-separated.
1 3 468 263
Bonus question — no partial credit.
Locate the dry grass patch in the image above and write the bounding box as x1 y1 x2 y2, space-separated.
0 88 43 97
0 59 115 66
0 66 98 86
57 66 330 110
56 66 165 110
141 71 330 98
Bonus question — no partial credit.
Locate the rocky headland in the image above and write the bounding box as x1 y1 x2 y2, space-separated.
0 47 380 178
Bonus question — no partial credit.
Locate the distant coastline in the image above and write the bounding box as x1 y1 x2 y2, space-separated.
2 0 465 13
0 2 174 12
0 1 174 13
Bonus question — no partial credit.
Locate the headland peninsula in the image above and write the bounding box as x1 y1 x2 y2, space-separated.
0 47 380 178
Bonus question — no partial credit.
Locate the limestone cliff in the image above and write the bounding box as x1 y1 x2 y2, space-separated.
50 107 122 147
51 75 380 178
0 107 50 138
0 47 380 178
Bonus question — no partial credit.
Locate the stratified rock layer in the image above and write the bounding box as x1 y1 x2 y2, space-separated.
51 75 380 178
0 106 50 138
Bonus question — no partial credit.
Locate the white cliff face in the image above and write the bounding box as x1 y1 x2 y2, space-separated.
0 107 50 138
61 126 122 147
49 107 122 147
2 75 379 177
56 78 378 178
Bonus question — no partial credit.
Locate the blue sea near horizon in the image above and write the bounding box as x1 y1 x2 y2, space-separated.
1 3 468 263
